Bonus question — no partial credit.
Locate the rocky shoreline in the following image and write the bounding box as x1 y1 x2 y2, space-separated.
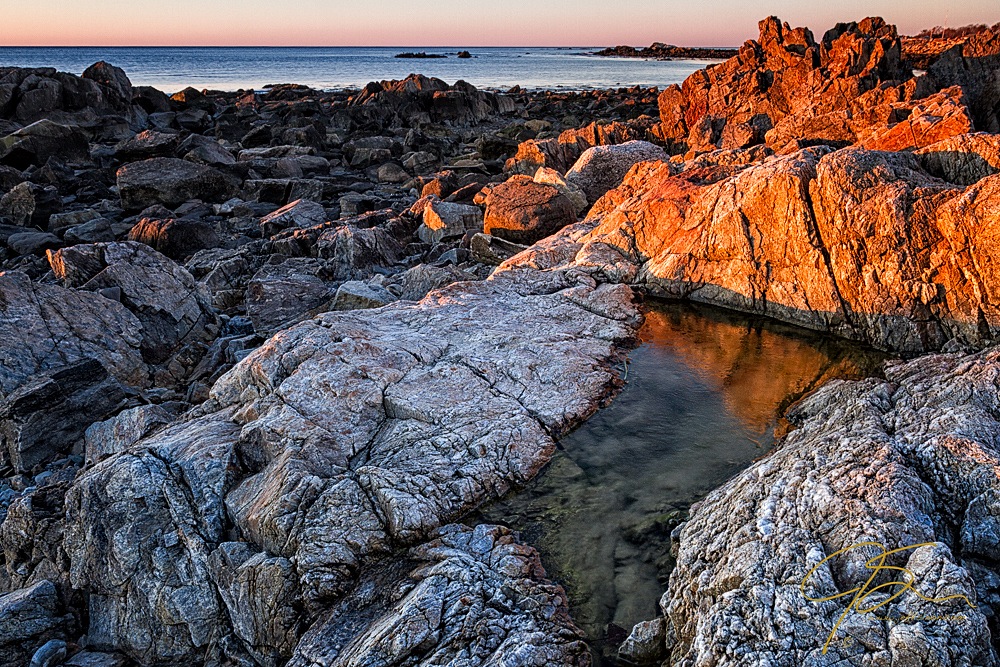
1 13 1000 667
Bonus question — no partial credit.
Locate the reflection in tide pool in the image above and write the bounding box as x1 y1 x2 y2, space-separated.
473 299 888 656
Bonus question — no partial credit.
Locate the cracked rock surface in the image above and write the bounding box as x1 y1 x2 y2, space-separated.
61 266 638 664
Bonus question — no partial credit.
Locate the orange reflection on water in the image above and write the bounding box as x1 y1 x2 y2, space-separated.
639 304 886 433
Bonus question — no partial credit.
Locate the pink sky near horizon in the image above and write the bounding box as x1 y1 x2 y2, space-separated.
3 0 1000 47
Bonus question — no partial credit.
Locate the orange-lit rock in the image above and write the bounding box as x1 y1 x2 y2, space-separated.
504 145 1000 353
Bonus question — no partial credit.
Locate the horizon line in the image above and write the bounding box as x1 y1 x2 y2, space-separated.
0 43 742 49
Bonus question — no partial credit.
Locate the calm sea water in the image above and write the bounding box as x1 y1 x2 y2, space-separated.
0 46 716 92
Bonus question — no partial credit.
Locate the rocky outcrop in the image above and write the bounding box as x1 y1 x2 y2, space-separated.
349 74 516 126
653 16 993 154
929 27 1000 132
504 143 1000 353
640 348 1000 665
60 267 638 664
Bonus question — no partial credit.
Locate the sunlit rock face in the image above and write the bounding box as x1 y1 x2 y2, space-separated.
503 142 1000 354
654 16 999 154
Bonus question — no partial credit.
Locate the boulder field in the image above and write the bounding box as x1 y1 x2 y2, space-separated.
2 13 1000 667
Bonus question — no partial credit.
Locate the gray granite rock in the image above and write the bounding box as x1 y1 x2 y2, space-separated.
647 349 1000 665
62 267 639 663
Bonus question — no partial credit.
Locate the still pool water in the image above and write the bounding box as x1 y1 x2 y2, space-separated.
473 300 888 658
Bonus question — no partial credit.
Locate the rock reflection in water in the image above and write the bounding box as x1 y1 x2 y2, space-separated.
473 299 887 651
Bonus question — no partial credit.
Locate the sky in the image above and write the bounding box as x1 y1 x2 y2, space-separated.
3 0 1000 47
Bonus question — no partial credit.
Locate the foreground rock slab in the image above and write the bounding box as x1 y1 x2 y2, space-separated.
287 524 591 667
63 267 638 664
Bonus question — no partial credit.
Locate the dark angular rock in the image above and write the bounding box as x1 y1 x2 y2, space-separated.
0 181 62 228
0 120 91 170
0 581 67 666
127 217 221 259
116 157 236 210
0 358 125 473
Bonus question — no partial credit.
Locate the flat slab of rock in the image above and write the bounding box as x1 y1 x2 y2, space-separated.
62 267 639 663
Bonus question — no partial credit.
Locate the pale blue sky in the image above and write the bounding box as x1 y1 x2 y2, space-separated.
3 0 999 46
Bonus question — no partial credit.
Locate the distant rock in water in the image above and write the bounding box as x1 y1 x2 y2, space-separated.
457 50 473 59
394 52 447 59
594 43 738 59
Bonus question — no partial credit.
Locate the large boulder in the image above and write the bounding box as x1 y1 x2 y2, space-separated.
112 130 180 162
116 157 236 210
0 120 91 169
259 198 326 237
81 61 133 110
483 175 578 245
416 197 483 244
565 140 668 203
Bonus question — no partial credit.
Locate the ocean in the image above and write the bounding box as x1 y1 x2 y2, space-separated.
0 46 718 93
